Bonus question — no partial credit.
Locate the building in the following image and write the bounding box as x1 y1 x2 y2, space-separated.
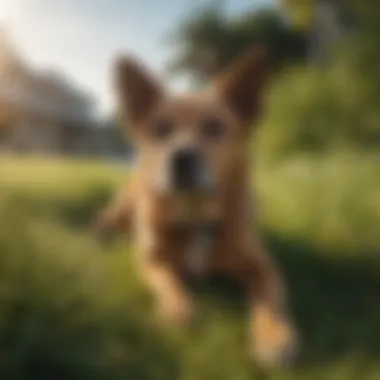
0 28 128 158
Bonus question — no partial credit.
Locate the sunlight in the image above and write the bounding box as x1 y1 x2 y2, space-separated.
0 0 14 22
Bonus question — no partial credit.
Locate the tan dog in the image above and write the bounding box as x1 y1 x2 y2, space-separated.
97 47 298 366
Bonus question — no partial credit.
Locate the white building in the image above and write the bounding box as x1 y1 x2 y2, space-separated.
0 28 112 156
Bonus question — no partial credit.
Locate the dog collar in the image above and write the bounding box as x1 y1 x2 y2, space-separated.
186 222 221 276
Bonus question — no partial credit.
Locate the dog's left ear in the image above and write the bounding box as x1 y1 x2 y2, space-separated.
213 46 267 127
114 55 164 127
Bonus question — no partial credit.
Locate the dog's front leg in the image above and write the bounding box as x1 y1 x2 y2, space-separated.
93 182 133 235
136 197 194 326
141 257 194 326
225 236 298 366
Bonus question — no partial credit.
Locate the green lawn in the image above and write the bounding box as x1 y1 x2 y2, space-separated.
0 153 379 380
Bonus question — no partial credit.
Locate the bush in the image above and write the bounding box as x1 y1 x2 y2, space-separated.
256 16 380 161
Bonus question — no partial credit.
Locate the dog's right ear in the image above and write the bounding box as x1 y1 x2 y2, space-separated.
114 55 164 126
212 46 267 128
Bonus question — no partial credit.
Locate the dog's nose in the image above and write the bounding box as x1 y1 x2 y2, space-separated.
171 149 202 190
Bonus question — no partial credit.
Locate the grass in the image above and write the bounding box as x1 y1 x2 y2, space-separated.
0 153 379 380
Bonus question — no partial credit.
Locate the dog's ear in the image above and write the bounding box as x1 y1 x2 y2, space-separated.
114 55 164 126
213 46 267 126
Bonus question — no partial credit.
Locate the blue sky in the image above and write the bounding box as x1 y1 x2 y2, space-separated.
0 0 274 114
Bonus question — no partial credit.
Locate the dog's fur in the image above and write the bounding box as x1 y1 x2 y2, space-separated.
95 47 298 366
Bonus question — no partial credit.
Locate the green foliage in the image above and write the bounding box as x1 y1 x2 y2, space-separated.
166 3 307 83
256 10 380 159
279 0 355 31
0 156 380 379
278 0 315 30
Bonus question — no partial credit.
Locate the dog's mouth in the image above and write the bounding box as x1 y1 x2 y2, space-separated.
167 191 222 228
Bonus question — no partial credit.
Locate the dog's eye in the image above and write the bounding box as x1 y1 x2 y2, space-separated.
201 118 226 140
150 118 173 140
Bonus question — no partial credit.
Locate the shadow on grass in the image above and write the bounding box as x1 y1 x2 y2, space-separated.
174 232 380 370
0 302 181 380
266 233 380 367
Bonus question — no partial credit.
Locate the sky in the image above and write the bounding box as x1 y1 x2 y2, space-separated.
0 0 274 115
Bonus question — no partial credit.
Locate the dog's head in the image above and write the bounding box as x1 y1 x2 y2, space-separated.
114 47 267 197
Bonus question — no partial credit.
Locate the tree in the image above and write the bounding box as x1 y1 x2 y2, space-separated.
166 2 307 83
277 0 315 30
257 0 380 158
279 1 357 62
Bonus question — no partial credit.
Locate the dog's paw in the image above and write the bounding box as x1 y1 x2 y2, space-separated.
250 308 298 368
158 296 194 327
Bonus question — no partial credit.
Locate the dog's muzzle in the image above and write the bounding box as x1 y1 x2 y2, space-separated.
170 148 211 192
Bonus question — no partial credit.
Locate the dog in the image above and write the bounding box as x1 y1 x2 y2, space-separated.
95 46 298 367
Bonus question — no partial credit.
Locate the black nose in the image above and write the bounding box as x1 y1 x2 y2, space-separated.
171 149 201 190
